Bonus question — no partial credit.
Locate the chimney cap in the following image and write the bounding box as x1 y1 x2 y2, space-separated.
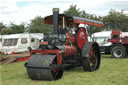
52 8 59 12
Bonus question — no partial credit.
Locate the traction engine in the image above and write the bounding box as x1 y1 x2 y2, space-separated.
25 8 104 80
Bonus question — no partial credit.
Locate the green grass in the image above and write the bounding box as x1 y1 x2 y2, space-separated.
1 55 128 85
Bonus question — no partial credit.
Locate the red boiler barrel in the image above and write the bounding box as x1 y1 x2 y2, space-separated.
64 45 77 57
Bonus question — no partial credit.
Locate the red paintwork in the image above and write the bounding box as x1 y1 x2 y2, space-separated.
123 36 128 44
11 51 15 55
74 19 104 27
77 28 88 50
31 28 89 65
1 52 5 55
64 45 77 56
16 56 30 62
69 35 75 43
30 50 62 64
43 14 104 27
111 30 121 36
40 41 48 45
108 30 128 44
65 33 75 44
90 48 95 68
108 37 128 44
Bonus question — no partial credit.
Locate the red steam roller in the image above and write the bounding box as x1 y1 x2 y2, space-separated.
25 8 104 80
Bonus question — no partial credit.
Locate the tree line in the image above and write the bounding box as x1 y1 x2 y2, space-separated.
0 5 128 35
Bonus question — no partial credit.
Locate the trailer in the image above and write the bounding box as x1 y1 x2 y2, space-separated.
0 52 30 64
0 35 4 52
25 8 104 80
1 33 44 54
108 30 128 58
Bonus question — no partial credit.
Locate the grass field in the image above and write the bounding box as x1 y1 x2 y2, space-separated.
1 55 128 85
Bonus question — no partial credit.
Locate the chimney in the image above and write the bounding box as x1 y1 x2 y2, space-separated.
52 8 59 34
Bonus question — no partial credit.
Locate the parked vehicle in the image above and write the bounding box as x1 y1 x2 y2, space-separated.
0 35 2 52
108 30 128 58
1 33 44 54
92 31 112 53
25 8 104 80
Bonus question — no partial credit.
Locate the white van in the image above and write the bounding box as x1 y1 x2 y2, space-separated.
1 33 44 54
92 31 112 53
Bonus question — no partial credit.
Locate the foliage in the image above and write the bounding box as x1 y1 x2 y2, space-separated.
64 5 82 17
64 5 104 34
1 5 128 35
103 9 128 32
0 22 7 34
27 16 53 34
64 5 128 33
1 23 25 35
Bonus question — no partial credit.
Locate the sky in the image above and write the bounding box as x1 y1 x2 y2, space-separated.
0 0 128 25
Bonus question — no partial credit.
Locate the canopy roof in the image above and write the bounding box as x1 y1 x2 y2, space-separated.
44 14 104 27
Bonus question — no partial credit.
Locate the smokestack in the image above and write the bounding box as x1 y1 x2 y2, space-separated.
52 8 59 34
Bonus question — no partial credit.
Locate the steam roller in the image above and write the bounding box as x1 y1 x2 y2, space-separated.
25 8 104 80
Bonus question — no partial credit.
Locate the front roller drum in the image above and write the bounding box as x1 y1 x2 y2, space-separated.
81 42 101 72
26 54 63 80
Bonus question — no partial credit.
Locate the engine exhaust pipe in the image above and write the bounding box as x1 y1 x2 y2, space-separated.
52 8 59 34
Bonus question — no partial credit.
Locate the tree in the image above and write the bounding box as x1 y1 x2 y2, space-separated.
10 23 25 33
64 5 82 16
27 16 52 34
0 22 7 34
103 9 128 32
81 11 104 34
1 23 25 34
64 4 104 34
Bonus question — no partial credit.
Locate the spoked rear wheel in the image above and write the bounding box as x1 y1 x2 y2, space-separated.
81 42 101 72
89 48 97 70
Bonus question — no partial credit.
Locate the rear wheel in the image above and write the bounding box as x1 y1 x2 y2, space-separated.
111 45 126 58
81 42 101 72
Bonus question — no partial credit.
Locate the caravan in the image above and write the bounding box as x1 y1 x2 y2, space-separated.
0 35 5 52
1 33 44 54
0 35 3 52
